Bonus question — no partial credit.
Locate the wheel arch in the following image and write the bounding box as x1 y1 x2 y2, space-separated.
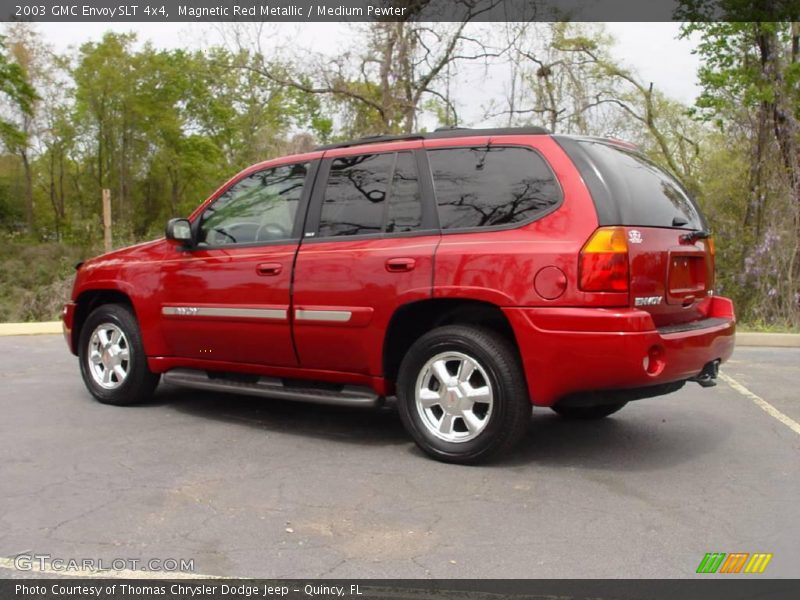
382 298 522 388
73 288 136 353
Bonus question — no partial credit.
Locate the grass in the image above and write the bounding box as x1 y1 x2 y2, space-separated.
736 323 800 334
0 239 98 322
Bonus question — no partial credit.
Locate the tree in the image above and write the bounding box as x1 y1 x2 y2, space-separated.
225 16 510 136
0 29 38 233
491 23 702 183
680 9 800 326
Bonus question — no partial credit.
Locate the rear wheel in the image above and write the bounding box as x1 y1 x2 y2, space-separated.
397 325 530 464
551 402 627 420
78 304 159 406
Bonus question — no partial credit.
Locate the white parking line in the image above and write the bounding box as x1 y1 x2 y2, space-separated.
720 372 800 436
0 557 221 579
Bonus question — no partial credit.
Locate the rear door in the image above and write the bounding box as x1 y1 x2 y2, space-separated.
556 137 714 327
292 147 438 376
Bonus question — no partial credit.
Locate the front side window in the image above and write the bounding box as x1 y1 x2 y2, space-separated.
318 152 424 237
428 146 561 230
198 163 307 246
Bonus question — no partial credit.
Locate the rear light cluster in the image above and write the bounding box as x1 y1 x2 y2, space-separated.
579 227 629 292
706 236 715 257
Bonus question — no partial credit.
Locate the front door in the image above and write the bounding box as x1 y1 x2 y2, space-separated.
158 160 315 367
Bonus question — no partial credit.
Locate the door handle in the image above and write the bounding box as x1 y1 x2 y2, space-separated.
256 262 282 276
385 258 416 273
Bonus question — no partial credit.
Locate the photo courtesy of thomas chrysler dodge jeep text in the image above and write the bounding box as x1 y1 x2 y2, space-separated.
62 127 735 463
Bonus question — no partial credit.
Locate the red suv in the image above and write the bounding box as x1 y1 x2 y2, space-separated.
62 127 735 463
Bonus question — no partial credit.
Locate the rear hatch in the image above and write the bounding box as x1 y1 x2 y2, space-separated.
557 136 714 328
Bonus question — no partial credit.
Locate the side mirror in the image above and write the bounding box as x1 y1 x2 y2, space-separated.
166 218 193 245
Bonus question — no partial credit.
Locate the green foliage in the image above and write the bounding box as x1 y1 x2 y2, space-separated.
0 237 97 321
682 17 800 328
0 35 37 151
681 21 798 125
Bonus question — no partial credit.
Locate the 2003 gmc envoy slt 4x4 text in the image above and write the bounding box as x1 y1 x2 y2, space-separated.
62 127 735 463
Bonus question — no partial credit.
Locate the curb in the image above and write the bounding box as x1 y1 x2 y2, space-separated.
0 322 798 347
735 332 800 348
0 321 62 336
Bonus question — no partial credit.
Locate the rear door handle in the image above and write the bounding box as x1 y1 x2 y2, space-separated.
385 258 416 273
256 262 282 276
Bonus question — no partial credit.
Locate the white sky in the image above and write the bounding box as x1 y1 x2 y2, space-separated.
30 21 701 123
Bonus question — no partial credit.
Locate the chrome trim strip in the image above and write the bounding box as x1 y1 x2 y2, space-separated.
162 306 287 320
295 309 352 322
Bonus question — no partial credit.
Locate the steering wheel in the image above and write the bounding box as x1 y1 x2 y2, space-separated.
256 222 290 241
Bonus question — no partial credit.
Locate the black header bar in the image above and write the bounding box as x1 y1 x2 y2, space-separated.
4 579 800 600
3 0 800 23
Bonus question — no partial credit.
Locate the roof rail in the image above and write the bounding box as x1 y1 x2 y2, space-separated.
314 126 550 151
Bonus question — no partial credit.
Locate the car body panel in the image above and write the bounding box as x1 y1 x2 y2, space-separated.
504 296 735 405
155 243 298 366
292 235 439 375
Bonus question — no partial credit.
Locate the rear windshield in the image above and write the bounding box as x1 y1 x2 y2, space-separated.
556 137 705 230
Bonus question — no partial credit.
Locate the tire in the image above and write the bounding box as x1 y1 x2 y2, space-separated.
551 401 627 420
78 303 159 406
396 325 531 464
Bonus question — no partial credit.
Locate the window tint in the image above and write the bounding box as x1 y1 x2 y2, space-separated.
199 163 307 246
571 141 704 229
428 146 561 230
319 154 393 237
386 152 423 233
318 152 423 237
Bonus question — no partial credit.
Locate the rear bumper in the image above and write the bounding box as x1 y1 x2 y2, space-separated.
62 301 77 355
504 296 736 406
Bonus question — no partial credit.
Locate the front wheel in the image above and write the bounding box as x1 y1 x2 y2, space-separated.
396 325 531 464
78 303 159 406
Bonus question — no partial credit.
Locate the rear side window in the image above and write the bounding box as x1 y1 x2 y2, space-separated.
386 152 423 233
318 152 423 237
428 146 561 230
557 138 704 229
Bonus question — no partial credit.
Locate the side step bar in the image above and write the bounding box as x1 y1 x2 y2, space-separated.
162 368 383 408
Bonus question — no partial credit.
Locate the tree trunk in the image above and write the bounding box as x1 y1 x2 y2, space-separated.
21 149 34 234
759 25 800 272
49 146 60 240
745 101 769 239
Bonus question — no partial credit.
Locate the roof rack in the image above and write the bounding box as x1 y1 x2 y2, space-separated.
314 126 550 151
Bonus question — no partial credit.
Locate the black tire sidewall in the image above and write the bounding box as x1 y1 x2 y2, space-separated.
397 326 528 463
78 304 157 405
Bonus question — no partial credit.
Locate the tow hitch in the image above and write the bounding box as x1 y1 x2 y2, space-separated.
691 359 720 388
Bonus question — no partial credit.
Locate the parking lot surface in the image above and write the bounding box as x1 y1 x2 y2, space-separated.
0 336 798 578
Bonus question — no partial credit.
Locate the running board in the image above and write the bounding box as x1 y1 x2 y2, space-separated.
162 368 383 408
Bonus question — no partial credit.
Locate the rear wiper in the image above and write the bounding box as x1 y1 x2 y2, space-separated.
680 230 711 243
672 216 689 227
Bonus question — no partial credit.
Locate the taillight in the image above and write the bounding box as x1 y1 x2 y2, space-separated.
706 236 715 291
579 227 629 292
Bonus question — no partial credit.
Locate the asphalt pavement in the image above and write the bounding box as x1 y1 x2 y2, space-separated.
0 335 798 579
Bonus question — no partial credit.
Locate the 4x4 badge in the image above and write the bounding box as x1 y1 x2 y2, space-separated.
628 230 643 244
